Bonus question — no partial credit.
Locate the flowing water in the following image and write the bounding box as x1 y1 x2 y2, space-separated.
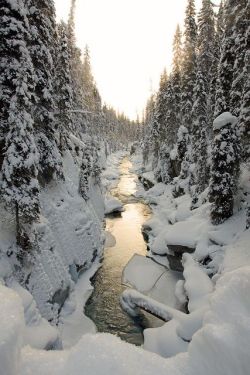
85 157 161 345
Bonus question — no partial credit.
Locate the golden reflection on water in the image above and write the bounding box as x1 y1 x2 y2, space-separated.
85 157 154 346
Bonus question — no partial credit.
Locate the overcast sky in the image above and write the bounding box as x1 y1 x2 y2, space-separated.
54 0 221 119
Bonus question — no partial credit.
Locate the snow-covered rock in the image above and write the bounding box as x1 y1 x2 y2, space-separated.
104 196 124 215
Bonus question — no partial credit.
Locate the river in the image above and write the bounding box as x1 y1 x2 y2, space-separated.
85 157 162 345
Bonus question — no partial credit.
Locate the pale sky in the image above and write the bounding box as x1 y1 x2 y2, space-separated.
54 0 220 119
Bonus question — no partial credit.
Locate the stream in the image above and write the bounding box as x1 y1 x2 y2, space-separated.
85 157 162 345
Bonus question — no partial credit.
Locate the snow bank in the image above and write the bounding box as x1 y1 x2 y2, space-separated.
3 262 249 375
0 285 24 375
10 281 59 350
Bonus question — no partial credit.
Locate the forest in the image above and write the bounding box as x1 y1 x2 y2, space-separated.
0 0 249 374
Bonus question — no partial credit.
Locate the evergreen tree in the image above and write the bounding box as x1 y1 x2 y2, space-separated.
210 1 225 119
27 0 63 181
82 46 103 135
209 113 241 224
191 1 215 202
214 0 238 117
0 0 40 224
230 0 249 117
151 70 168 174
167 25 183 148
142 95 155 165
67 0 86 134
181 0 197 131
55 21 73 148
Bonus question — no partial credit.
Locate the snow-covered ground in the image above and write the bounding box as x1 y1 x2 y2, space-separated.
1 151 250 374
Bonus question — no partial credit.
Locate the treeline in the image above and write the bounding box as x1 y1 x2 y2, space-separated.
0 0 137 247
141 0 249 225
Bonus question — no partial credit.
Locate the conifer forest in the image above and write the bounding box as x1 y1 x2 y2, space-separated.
0 0 249 374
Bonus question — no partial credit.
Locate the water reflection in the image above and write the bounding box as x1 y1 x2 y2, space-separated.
85 158 159 345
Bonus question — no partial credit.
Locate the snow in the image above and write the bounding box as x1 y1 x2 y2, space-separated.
58 261 100 348
1 261 250 375
101 151 126 191
122 253 181 306
213 112 237 131
104 195 124 215
9 281 59 350
0 285 24 375
1 151 250 375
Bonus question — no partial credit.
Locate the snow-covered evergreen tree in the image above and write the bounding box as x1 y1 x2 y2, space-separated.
209 1 225 119
167 25 183 149
142 95 155 166
191 1 215 202
27 0 63 181
67 0 86 134
230 0 249 117
209 112 241 224
79 147 92 200
55 21 73 149
181 0 197 131
214 0 239 117
0 0 40 224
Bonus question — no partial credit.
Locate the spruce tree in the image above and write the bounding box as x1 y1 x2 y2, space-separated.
0 0 40 224
167 25 182 148
55 21 73 148
230 0 249 117
67 0 86 134
210 1 225 119
181 0 197 131
214 0 238 117
27 0 63 181
191 0 215 203
209 113 241 224
151 70 168 174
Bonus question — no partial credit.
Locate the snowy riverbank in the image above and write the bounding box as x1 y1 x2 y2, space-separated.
1 152 250 375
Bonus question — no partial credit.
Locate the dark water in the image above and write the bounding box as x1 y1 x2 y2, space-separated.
85 158 161 345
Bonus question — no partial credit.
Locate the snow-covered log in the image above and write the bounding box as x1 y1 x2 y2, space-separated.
120 289 184 321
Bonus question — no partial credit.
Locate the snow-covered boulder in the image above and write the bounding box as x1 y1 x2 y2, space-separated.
104 196 124 215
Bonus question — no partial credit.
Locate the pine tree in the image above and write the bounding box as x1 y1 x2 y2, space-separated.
55 21 73 148
67 0 86 134
27 0 63 181
230 0 249 117
240 39 250 160
0 0 40 224
79 147 92 201
181 0 197 131
151 70 168 175
210 1 225 119
82 46 103 136
191 0 215 202
167 25 183 148
214 0 239 117
209 112 241 224
142 95 155 166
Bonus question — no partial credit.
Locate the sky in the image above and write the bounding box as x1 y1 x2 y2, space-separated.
54 0 220 120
